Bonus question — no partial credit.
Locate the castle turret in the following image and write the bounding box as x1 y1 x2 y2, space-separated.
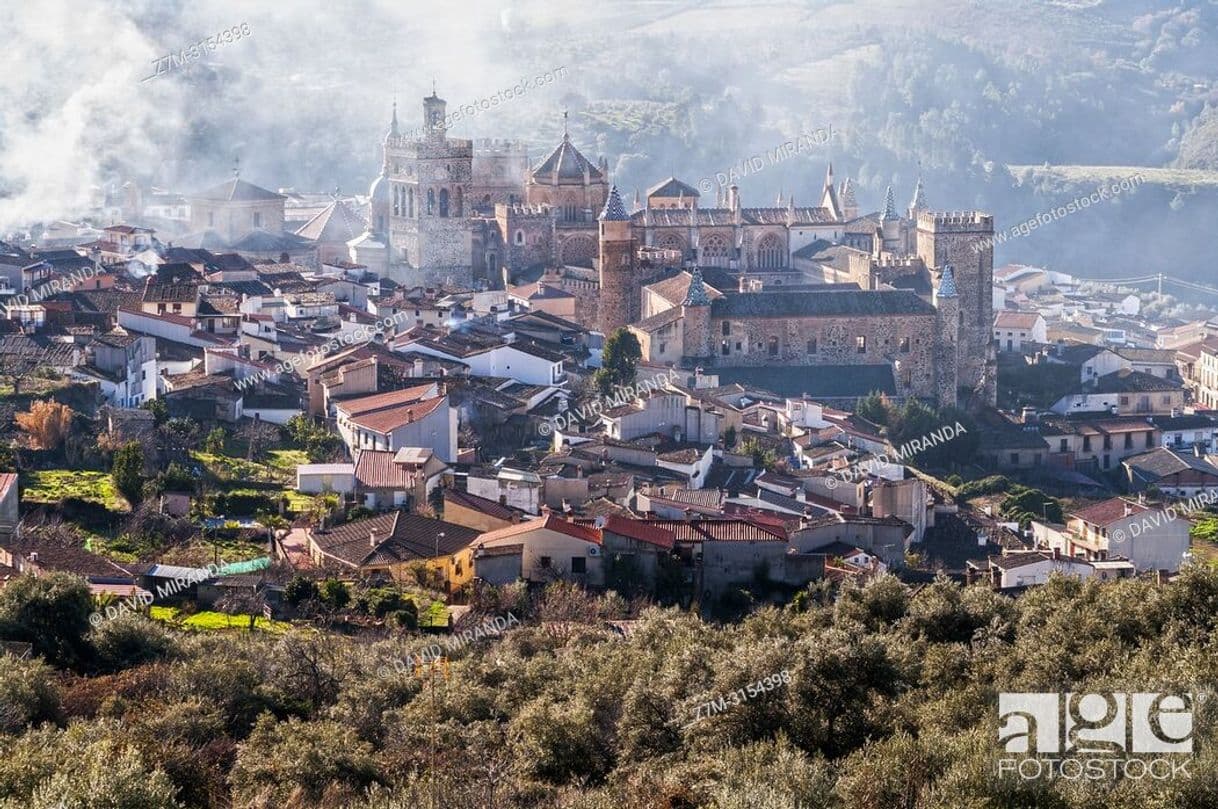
681 266 713 360
881 185 901 248
932 265 960 407
597 185 635 333
916 210 995 404
839 177 858 220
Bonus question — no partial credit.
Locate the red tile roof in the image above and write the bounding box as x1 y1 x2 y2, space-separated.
477 514 602 546
444 489 525 522
353 450 413 489
309 510 480 568
994 310 1043 329
337 383 447 435
601 516 676 550
630 518 787 543
1071 497 1149 526
337 383 439 416
349 396 447 434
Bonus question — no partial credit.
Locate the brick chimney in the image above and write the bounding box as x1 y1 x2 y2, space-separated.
369 529 379 549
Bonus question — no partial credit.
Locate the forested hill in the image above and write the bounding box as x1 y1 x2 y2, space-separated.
3 572 1218 806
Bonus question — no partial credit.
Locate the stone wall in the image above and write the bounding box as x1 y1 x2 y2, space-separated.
710 312 938 398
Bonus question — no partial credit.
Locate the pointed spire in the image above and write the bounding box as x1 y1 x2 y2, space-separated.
825 162 835 188
937 265 958 298
562 109 569 141
633 188 641 210
683 267 711 307
840 177 857 208
599 185 629 221
389 98 399 137
232 155 240 179
882 185 898 220
910 177 927 213
776 189 784 207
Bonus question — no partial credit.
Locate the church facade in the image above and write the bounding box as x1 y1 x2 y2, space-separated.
366 97 995 406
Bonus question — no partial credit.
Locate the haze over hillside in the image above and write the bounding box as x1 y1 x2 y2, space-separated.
3 0 1216 278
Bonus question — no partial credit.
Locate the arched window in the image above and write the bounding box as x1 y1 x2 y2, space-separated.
427 189 435 216
392 186 400 217
407 187 414 218
439 188 450 218
756 233 784 269
768 336 779 356
658 232 685 254
515 230 525 245
701 233 730 268
721 321 730 336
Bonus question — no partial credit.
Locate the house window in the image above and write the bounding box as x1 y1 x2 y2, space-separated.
1124 434 1133 449
1162 395 1173 405
1146 431 1154 448
722 321 730 336
571 557 586 574
1083 436 1092 451
1010 452 1020 465
856 336 866 353
899 337 910 353
1059 439 1068 452
768 336 779 356
1119 396 1129 406
721 340 729 356
539 556 552 569
806 337 817 354
253 212 262 228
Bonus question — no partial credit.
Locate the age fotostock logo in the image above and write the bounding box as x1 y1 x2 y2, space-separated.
997 692 1194 780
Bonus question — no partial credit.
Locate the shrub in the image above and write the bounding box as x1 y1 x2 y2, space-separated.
0 573 93 668
90 614 178 673
0 655 60 733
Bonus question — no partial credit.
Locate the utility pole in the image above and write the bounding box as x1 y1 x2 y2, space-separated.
413 656 450 809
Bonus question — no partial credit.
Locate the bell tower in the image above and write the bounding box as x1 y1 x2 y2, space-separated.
598 185 635 333
423 84 447 139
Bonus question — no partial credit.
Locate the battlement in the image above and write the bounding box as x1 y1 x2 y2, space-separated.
474 138 529 153
385 137 474 158
495 202 553 219
917 210 994 230
874 255 923 268
638 246 683 266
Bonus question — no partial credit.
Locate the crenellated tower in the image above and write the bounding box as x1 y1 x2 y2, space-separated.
917 210 995 404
